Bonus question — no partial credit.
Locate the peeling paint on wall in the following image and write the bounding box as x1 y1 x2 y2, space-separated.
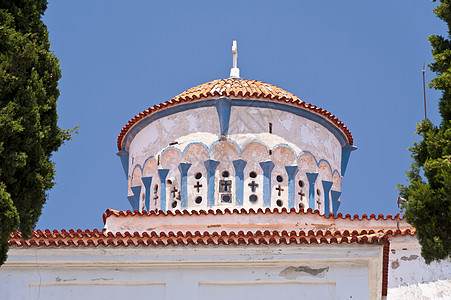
400 255 419 261
279 266 329 279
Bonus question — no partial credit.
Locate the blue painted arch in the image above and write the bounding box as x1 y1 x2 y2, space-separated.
241 139 270 156
317 159 333 180
142 156 157 172
209 139 241 158
130 164 143 181
160 146 183 158
297 151 319 172
271 144 297 164
181 142 209 158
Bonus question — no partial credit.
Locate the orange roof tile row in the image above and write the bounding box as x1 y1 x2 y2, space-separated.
9 228 415 248
117 78 354 150
103 207 403 224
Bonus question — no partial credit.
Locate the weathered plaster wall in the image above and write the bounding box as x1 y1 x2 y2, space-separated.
125 103 343 213
228 106 342 172
1 243 383 300
104 209 413 235
128 106 220 173
388 235 451 299
128 106 342 178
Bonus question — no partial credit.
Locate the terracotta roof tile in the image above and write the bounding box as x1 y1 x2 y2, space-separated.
9 219 399 299
102 207 404 224
117 78 354 150
8 208 416 249
8 228 410 248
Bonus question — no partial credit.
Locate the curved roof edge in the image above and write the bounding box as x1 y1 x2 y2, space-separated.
117 78 354 150
103 207 406 224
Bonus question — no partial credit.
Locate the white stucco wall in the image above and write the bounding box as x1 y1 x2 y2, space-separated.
104 208 413 235
127 105 342 180
125 102 344 212
1 243 383 300
228 106 342 173
128 106 219 171
387 235 451 299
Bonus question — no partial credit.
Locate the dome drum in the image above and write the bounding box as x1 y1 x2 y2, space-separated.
117 79 356 215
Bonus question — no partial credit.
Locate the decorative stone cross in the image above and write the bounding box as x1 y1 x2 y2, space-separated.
153 185 159 201
298 190 305 200
276 185 284 196
248 181 259 192
171 186 178 198
194 182 202 193
220 180 231 192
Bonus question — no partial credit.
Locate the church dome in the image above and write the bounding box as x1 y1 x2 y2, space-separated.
117 76 356 216
117 78 353 151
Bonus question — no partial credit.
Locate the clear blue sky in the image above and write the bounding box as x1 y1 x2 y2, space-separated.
37 1 444 230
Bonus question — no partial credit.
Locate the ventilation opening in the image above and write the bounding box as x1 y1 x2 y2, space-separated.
316 189 321 196
298 180 304 188
276 199 283 207
222 194 231 203
195 196 202 204
171 201 178 208
195 172 202 180
222 170 230 178
249 194 258 203
249 171 257 178
276 175 283 182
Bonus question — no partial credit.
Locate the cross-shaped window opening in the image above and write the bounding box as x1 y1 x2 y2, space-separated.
248 181 259 192
194 181 202 193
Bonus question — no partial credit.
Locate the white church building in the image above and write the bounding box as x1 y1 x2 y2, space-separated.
1 42 450 299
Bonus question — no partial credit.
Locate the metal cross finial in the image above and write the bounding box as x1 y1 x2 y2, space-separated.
229 40 240 78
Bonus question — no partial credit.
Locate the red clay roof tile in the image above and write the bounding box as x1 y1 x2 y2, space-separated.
9 228 410 248
102 207 404 224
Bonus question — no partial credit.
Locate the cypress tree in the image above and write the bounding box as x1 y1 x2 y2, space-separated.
0 0 72 265
398 0 451 263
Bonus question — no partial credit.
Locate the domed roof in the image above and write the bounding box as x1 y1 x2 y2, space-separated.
117 78 353 150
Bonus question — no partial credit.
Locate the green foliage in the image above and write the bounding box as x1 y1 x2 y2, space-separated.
0 183 19 263
0 0 71 265
398 0 451 263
